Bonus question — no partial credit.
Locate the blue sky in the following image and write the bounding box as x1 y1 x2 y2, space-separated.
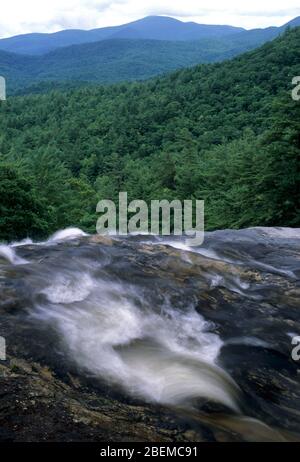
0 0 299 38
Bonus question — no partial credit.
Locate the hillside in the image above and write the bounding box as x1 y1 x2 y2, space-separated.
0 28 299 240
1 37 263 95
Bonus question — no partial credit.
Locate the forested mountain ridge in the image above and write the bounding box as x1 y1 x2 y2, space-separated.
1 16 299 95
0 28 299 240
0 37 264 95
0 16 247 55
0 15 298 56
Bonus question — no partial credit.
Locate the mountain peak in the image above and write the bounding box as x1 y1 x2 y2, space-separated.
132 15 182 23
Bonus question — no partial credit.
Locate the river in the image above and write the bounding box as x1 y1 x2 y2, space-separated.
0 227 299 442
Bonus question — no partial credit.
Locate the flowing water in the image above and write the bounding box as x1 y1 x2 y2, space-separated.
0 227 300 441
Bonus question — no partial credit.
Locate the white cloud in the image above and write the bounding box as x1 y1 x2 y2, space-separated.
0 0 299 38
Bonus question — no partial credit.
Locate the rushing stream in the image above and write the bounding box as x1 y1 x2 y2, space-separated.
0 227 300 442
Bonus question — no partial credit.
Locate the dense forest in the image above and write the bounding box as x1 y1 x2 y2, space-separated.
0 28 299 241
0 38 260 95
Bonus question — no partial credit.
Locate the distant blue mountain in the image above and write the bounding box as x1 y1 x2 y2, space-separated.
0 15 299 95
285 16 300 27
0 16 246 55
227 16 300 47
0 15 298 57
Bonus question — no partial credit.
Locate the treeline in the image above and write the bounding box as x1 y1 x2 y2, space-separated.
0 28 299 241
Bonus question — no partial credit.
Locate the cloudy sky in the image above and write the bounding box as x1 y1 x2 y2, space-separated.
0 0 299 38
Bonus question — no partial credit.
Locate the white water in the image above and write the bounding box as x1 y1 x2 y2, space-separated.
3 226 298 440
0 228 88 265
48 227 88 242
11 226 295 412
11 238 33 247
31 271 241 412
40 273 95 304
0 244 28 265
